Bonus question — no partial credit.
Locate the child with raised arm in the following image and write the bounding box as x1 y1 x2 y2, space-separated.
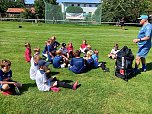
24 42 31 62
30 55 41 80
108 43 120 59
36 59 78 92
31 47 40 65
0 59 22 95
53 50 68 68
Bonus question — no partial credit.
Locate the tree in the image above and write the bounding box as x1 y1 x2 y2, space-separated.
101 0 149 22
34 0 45 19
20 9 35 19
66 6 83 13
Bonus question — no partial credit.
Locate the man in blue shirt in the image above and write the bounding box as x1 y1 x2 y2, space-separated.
133 15 152 72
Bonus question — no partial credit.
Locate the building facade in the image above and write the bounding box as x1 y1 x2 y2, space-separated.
57 0 101 15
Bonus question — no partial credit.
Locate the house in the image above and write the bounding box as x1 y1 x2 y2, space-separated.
6 8 25 17
6 7 35 18
57 0 101 15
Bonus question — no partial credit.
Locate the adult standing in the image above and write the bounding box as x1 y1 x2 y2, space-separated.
133 15 152 72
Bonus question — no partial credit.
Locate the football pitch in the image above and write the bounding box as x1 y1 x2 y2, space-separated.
0 21 152 114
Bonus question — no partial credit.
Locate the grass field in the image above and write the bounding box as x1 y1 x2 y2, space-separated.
1 21 152 114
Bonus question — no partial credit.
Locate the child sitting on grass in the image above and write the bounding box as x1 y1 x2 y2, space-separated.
108 43 120 59
30 55 41 80
0 59 22 95
84 50 94 69
36 59 79 92
24 42 31 62
51 36 60 51
67 42 74 58
69 50 86 74
53 50 68 68
59 43 69 58
80 40 88 53
92 49 100 68
31 47 40 65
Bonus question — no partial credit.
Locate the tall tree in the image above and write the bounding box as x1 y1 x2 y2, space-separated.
34 0 45 19
101 0 148 22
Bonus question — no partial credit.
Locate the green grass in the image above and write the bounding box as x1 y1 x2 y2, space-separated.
0 21 152 114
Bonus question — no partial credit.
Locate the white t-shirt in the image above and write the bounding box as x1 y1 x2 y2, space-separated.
36 70 51 91
110 49 120 55
30 62 39 80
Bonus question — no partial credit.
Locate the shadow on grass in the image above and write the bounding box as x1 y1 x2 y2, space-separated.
20 83 36 94
146 62 152 71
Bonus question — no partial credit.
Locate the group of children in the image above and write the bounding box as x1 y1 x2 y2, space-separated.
0 36 120 95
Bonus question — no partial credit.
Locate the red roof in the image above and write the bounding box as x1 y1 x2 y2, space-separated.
6 8 25 13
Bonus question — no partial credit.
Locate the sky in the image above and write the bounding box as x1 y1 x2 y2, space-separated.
25 0 101 4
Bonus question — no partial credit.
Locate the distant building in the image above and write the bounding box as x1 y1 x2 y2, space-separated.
57 0 101 15
6 7 35 18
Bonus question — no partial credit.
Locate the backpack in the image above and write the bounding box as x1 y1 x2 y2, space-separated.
115 46 134 80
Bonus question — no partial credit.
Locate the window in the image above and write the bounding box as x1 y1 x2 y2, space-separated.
78 4 80 6
89 4 92 7
72 4 74 6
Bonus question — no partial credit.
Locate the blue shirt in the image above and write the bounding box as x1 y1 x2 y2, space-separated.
70 57 85 73
47 45 54 53
53 55 63 68
86 58 94 68
0 69 12 81
42 45 48 54
138 23 152 48
92 54 99 68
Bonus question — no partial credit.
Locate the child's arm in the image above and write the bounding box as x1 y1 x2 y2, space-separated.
0 81 16 85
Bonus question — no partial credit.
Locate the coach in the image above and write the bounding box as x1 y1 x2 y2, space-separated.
133 15 152 72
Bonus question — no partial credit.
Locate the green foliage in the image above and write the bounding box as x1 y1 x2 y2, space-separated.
34 0 45 19
1 21 152 113
92 5 102 22
0 0 24 13
45 4 63 22
101 0 149 22
46 0 58 4
66 6 83 13
20 9 35 19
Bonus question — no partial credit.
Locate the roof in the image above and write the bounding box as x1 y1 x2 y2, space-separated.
6 8 35 13
6 8 25 13
57 0 101 3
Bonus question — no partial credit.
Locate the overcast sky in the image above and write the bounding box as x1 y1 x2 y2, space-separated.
25 0 100 4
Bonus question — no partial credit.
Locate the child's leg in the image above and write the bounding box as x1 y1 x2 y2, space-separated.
57 80 78 90
2 84 10 91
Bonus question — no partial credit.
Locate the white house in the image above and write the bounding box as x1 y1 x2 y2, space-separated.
57 0 101 15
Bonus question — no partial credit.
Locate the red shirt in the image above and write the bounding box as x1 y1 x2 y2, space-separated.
25 47 31 62
81 44 87 49
67 45 73 53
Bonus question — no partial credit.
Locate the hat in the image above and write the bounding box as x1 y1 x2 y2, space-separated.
38 60 50 67
138 15 148 20
62 43 66 47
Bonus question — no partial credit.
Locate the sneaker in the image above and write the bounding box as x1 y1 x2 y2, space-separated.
73 81 78 90
50 87 60 92
142 66 147 72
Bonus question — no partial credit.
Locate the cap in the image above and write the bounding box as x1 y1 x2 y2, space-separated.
38 60 50 67
138 15 148 20
62 43 66 47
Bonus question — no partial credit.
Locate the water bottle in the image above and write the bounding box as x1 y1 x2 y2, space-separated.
120 57 125 75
